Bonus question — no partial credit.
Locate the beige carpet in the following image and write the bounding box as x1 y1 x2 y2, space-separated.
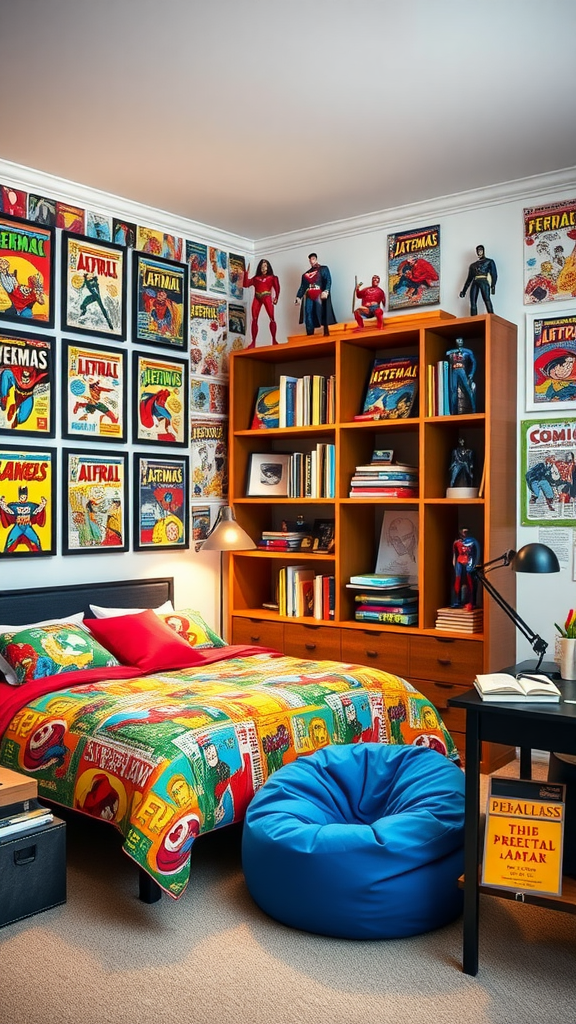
1 757 574 1024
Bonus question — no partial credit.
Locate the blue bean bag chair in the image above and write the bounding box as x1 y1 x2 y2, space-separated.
242 743 465 939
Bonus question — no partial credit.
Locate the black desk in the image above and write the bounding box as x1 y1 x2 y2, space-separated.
448 661 576 975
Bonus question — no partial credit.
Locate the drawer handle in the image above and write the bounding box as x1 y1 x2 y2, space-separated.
437 658 452 666
304 625 321 631
366 650 379 659
305 642 317 651
250 635 261 643
435 682 455 690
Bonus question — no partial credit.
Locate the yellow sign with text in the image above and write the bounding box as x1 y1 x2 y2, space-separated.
482 777 565 895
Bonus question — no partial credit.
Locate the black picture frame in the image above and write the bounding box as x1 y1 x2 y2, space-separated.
132 250 189 351
132 349 189 447
0 214 55 330
62 448 129 555
0 445 57 558
0 327 55 438
62 339 127 443
61 232 127 342
132 452 190 551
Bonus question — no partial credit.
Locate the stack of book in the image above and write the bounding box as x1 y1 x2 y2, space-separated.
257 530 305 552
0 766 53 840
347 574 418 626
435 606 483 633
349 460 418 498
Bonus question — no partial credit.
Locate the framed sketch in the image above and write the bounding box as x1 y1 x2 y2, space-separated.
520 418 576 527
62 339 126 443
132 250 188 350
133 452 189 551
0 328 55 437
375 510 419 584
0 445 57 557
132 350 189 447
526 310 576 411
61 232 127 341
0 214 55 329
62 448 128 554
246 452 290 497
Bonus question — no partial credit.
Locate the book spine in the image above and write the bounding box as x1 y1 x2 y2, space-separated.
355 611 417 624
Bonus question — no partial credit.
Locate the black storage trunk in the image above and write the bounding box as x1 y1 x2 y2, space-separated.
0 817 66 927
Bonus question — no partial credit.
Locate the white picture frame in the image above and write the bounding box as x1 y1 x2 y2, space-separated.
525 309 576 412
375 510 419 584
246 453 290 497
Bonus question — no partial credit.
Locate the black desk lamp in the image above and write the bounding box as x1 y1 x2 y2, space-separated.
201 506 256 640
473 543 561 671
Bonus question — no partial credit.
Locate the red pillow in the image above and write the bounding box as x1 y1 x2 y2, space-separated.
85 609 198 673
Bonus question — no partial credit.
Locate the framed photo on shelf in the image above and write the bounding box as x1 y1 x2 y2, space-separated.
61 232 127 341
62 339 127 443
0 445 57 557
132 350 189 447
525 310 576 412
62 448 129 554
520 417 576 527
0 214 55 329
0 328 55 437
246 452 290 497
133 452 189 551
132 250 188 350
300 518 335 553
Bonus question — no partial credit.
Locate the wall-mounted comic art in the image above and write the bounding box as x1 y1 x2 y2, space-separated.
133 452 189 551
0 445 57 558
228 253 245 300
186 239 207 290
207 246 227 294
63 448 128 554
112 219 136 247
136 226 183 261
190 375 228 418
85 210 112 242
27 194 56 227
387 224 440 310
56 202 85 234
132 251 188 351
0 215 55 329
520 418 576 527
61 233 127 342
132 350 189 447
189 292 228 377
62 340 127 443
0 329 55 437
190 420 227 499
524 198 576 305
0 187 27 217
526 311 576 412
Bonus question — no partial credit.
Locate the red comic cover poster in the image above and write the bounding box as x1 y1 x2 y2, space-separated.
524 198 576 304
387 224 440 310
0 215 55 329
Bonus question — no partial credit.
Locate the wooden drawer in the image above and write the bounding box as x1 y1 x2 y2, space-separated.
231 617 284 650
407 676 468 733
340 629 409 676
409 635 483 685
284 623 341 661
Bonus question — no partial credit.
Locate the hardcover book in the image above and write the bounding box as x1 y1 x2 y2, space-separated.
356 355 418 420
474 672 561 702
251 386 280 429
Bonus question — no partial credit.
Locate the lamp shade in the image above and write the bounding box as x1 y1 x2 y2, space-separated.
201 506 256 552
511 543 560 574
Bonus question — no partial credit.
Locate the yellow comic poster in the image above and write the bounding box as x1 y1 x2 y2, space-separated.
0 446 56 556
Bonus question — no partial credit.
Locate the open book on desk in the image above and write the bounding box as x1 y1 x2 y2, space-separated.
474 672 561 702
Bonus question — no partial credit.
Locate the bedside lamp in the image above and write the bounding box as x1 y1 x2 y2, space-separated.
201 506 256 641
473 543 561 671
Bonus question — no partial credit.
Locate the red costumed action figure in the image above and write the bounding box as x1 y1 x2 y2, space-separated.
353 275 386 329
451 527 480 611
243 259 280 346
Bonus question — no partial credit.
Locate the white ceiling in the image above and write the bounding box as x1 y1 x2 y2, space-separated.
2 0 576 241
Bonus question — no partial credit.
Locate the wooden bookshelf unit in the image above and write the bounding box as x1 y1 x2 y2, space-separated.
228 313 518 771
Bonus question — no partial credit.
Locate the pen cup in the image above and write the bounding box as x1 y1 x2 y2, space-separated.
559 637 576 680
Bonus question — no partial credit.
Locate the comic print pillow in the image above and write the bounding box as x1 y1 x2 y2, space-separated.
0 619 119 686
157 609 226 649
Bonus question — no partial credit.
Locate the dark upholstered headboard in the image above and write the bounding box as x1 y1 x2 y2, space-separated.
0 577 174 626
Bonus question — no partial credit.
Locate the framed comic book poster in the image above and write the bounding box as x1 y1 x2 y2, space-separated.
523 198 576 304
62 448 128 554
190 420 227 499
526 311 576 411
132 251 188 350
0 215 55 329
132 350 189 447
61 232 127 341
520 418 576 527
189 293 229 377
0 329 55 437
387 224 440 310
133 452 189 551
62 339 127 443
0 445 57 557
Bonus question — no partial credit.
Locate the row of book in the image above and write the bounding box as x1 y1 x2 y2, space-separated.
0 766 54 840
277 565 335 619
347 575 419 626
349 458 418 498
287 444 336 498
426 360 451 417
251 375 336 430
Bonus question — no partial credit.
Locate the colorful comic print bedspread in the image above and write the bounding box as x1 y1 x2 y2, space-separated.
0 653 459 898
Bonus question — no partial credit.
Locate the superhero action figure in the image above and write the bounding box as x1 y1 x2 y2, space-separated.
451 527 481 610
446 337 476 414
353 275 386 330
448 437 475 489
243 259 280 346
295 253 337 336
460 244 497 315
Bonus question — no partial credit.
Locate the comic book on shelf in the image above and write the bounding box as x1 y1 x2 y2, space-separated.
355 355 418 420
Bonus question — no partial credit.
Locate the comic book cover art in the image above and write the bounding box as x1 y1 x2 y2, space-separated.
356 354 419 419
191 503 213 552
63 449 128 554
189 293 229 377
526 311 576 411
63 340 126 442
524 198 576 304
228 253 245 300
387 224 440 310
56 202 85 234
112 219 136 247
137 226 183 261
207 246 227 293
86 211 112 242
27 194 56 227
0 215 55 329
521 418 576 526
190 420 227 499
0 445 56 557
61 233 127 341
133 252 188 350
1 187 27 218
228 302 247 351
190 376 228 418
0 329 55 437
133 350 188 447
133 453 189 551
185 240 207 290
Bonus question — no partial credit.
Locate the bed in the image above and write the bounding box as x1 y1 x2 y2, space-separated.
0 577 460 903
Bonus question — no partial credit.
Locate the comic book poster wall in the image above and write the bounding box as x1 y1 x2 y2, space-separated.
61 233 127 341
387 224 440 310
526 311 576 411
228 253 245 300
136 226 183 262
228 302 247 351
207 246 227 293
0 329 55 437
132 251 188 351
132 350 189 447
186 240 207 290
524 199 576 304
190 420 227 499
190 293 229 377
133 453 189 551
0 446 57 557
190 376 228 418
520 418 576 527
63 449 128 554
62 340 126 443
0 215 55 329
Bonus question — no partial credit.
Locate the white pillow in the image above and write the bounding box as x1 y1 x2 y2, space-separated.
88 600 175 619
0 612 86 685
